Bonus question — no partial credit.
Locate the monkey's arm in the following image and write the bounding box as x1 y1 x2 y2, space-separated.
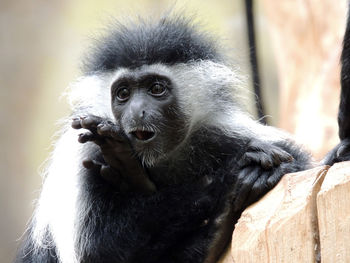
72 115 156 194
173 137 312 263
323 12 350 165
171 140 309 263
322 10 350 165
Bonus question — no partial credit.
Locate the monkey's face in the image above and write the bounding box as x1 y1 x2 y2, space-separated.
110 70 188 167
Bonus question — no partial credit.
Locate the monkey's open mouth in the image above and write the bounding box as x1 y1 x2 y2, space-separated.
131 130 155 141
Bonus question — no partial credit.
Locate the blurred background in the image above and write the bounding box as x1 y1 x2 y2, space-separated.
0 0 347 262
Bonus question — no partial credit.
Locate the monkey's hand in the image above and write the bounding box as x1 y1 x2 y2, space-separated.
72 115 156 194
323 138 350 165
232 139 294 212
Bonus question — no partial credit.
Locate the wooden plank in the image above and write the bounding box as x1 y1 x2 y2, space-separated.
317 161 350 262
230 166 328 262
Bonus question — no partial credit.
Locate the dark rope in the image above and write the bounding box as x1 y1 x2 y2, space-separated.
244 0 266 124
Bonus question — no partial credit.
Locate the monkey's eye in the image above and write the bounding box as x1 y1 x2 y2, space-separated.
116 87 130 101
149 83 166 96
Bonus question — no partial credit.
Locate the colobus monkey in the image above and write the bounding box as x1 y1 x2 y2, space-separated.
15 16 312 263
324 7 350 165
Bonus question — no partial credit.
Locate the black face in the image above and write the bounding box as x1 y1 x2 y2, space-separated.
111 72 188 166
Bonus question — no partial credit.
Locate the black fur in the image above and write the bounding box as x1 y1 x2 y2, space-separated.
84 16 221 73
324 6 350 165
339 9 350 140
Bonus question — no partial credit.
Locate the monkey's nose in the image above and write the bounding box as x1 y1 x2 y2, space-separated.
140 110 146 119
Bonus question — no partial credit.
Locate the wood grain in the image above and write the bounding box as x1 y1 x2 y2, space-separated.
317 161 350 262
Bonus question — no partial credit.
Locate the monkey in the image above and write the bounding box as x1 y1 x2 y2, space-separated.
15 16 312 263
323 6 350 165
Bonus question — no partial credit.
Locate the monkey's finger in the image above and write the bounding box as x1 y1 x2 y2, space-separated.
239 152 273 170
97 123 125 142
82 159 94 169
234 165 255 185
78 131 105 146
78 131 96 143
78 131 104 144
266 166 284 188
80 115 105 132
270 148 293 165
71 117 83 129
82 159 102 170
258 152 275 170
233 166 260 211
243 173 268 208
97 122 117 136
237 152 255 167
